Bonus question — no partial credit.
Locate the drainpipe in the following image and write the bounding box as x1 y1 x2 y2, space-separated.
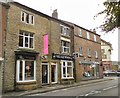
2 2 10 93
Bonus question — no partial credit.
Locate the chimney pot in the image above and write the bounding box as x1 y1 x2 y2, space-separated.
52 9 58 19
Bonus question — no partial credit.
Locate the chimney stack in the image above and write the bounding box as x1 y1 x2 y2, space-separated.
52 9 58 19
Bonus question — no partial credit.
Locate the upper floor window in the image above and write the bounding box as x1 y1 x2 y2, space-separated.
61 25 70 37
87 48 91 57
78 29 82 37
95 51 98 58
94 35 97 42
61 40 70 53
79 47 83 56
21 11 34 25
19 31 34 49
87 32 90 39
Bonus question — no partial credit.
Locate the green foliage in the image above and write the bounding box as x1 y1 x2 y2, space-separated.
95 1 120 33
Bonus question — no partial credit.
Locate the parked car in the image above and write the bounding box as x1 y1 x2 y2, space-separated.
117 70 120 77
103 70 117 76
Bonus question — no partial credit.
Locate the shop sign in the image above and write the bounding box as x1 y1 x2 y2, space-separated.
79 61 99 65
52 53 73 60
16 55 36 60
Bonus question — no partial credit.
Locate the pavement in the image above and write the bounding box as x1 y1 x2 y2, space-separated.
2 77 114 97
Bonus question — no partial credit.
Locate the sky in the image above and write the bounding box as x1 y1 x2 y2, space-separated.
14 0 118 61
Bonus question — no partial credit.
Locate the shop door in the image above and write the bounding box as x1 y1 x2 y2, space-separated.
51 63 57 83
42 63 49 84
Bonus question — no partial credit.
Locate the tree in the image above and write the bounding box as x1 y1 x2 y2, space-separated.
95 1 120 33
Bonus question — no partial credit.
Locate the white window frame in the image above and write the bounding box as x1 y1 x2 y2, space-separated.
78 29 82 37
61 40 70 53
61 61 73 79
87 32 90 39
21 11 34 25
61 25 70 37
95 51 98 58
16 60 36 82
87 48 91 56
19 31 34 49
79 47 83 56
94 35 97 42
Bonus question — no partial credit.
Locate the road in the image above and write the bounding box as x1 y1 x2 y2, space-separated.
29 77 119 97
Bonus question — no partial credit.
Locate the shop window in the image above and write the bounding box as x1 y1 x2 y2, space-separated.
61 25 70 37
61 40 70 53
61 61 73 79
19 31 34 49
21 11 34 25
16 60 36 82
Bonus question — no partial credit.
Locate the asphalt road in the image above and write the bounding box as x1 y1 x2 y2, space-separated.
30 77 119 97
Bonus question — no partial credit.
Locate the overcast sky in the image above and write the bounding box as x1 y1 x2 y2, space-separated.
15 0 118 61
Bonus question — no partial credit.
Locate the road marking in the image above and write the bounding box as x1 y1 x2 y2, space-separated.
103 85 117 91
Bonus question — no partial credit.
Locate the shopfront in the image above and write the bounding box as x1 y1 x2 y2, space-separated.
80 61 99 79
15 51 38 90
52 53 74 84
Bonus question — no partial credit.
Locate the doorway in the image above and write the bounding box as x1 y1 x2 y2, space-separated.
51 63 57 84
42 63 49 84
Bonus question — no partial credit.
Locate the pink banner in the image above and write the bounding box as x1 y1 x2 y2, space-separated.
44 34 48 55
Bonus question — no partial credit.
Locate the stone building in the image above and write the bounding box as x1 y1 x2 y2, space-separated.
0 2 74 92
101 39 113 71
0 1 103 92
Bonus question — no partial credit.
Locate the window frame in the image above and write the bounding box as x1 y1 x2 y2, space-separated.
87 48 91 57
87 32 90 39
61 40 70 53
78 29 82 37
61 61 73 79
94 35 97 42
16 60 36 82
79 47 83 56
21 11 34 25
19 31 34 49
95 51 98 58
61 25 70 37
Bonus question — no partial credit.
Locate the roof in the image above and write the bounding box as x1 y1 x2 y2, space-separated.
101 39 113 50
62 20 100 36
2 1 100 36
3 1 74 28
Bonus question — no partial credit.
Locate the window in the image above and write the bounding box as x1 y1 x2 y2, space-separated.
94 35 97 42
79 47 83 56
19 31 34 49
101 49 107 59
87 32 90 39
21 12 34 25
78 29 82 37
61 25 70 36
61 61 73 79
87 48 91 57
16 60 36 82
61 40 70 53
95 51 98 58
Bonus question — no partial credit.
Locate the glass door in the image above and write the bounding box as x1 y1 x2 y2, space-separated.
42 63 49 84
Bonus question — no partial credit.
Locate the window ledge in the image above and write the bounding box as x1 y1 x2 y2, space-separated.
17 80 36 85
62 77 74 80
79 54 84 57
